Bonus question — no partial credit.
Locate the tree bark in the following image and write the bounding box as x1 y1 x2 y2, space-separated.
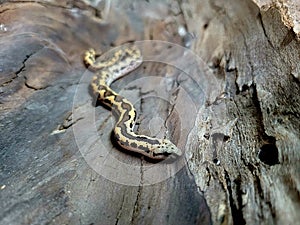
0 0 299 225
180 0 300 224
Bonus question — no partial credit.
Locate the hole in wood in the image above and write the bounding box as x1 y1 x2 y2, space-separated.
258 143 279 166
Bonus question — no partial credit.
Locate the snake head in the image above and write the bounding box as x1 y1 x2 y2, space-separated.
152 139 182 161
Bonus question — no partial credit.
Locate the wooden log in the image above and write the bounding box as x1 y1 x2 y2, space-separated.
0 0 299 224
180 0 300 224
0 1 210 224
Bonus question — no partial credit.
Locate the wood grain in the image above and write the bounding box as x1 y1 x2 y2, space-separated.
0 0 299 224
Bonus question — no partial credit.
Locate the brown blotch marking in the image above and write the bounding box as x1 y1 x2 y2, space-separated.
97 84 107 91
118 138 130 148
112 69 119 74
114 95 124 103
137 144 150 153
120 101 133 112
100 85 110 92
121 111 131 123
130 142 138 148
112 108 121 118
114 133 121 140
104 89 115 98
117 119 132 131
92 76 101 86
114 101 134 126
120 52 131 62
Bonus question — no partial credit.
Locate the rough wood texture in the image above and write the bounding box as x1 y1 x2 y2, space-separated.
0 0 299 225
0 1 210 224
253 0 300 38
179 0 300 224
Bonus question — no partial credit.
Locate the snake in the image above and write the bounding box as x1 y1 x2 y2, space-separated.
84 45 182 160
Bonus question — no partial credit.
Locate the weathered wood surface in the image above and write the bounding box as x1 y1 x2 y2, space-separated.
0 0 210 225
253 0 300 39
180 0 300 224
0 0 299 225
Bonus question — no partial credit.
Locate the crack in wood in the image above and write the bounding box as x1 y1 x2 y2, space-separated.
129 87 145 223
280 29 296 48
0 7 13 14
0 53 34 88
24 80 49 91
114 193 125 225
6 0 72 10
86 173 96 189
163 74 180 138
130 165 144 224
224 169 246 225
251 84 279 165
258 12 275 50
96 117 112 143
51 111 84 135
0 74 18 87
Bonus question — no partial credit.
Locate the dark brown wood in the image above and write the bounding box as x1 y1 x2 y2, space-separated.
0 0 299 225
0 1 210 225
179 0 300 224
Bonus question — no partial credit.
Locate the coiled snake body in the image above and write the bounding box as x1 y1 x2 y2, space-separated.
84 46 182 160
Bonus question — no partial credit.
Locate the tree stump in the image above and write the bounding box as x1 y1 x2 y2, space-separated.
0 0 299 225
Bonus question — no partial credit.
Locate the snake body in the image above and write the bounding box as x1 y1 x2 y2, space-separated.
84 46 182 160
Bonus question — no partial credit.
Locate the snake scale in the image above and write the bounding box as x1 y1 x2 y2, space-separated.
84 46 182 160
